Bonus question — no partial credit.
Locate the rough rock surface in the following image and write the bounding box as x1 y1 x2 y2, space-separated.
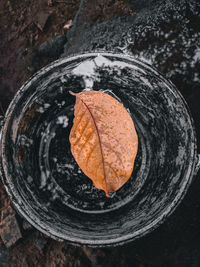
38 34 67 58
0 206 22 248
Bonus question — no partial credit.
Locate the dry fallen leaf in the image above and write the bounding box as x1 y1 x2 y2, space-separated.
69 90 138 197
63 19 72 31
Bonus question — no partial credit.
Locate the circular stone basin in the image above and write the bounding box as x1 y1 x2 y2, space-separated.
0 52 199 246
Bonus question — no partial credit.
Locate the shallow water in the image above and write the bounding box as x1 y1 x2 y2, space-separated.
1 53 196 244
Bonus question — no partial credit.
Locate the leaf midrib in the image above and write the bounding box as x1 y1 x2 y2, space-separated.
78 97 108 195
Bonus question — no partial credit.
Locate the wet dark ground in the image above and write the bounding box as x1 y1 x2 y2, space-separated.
0 0 200 266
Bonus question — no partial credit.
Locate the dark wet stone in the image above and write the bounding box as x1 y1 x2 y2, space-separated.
38 34 67 59
63 0 200 108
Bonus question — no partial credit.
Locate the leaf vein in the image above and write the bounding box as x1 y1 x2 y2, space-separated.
102 143 124 167
86 142 98 169
73 117 90 146
73 108 87 133
105 161 118 179
77 130 95 160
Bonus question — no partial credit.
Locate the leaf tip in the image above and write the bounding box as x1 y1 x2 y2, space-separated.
105 191 110 198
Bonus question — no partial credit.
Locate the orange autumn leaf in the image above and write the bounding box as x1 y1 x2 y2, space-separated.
69 90 138 197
